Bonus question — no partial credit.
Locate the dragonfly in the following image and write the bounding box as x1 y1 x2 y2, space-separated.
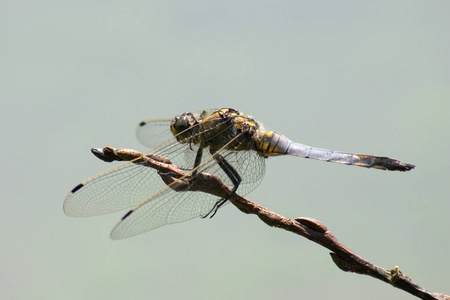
64 108 415 239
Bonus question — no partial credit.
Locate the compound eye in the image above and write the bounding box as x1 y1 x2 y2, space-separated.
172 115 189 134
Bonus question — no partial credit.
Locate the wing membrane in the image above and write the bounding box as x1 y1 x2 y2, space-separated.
64 160 168 217
136 118 173 149
109 130 265 239
64 118 206 217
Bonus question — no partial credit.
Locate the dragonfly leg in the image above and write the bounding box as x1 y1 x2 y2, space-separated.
191 147 203 176
190 147 231 218
201 152 242 218
205 198 229 218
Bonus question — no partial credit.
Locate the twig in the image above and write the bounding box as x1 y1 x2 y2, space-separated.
92 145 449 300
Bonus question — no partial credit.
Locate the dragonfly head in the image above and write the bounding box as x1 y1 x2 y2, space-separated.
170 112 198 142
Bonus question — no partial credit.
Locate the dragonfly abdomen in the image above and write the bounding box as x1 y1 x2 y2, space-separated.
256 131 414 171
255 131 294 157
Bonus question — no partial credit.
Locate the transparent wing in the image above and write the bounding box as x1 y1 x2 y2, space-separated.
110 138 266 239
64 161 166 217
136 118 173 149
63 134 192 217
110 184 221 239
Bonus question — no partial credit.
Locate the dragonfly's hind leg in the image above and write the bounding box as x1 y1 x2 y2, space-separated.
203 198 229 218
201 152 242 218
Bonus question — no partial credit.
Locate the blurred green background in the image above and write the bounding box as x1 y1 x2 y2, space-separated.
1 1 448 299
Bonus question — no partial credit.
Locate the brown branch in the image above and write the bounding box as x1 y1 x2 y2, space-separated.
92 145 449 300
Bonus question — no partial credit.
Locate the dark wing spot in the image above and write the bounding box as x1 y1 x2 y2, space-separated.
70 183 84 193
138 121 146 127
122 210 134 220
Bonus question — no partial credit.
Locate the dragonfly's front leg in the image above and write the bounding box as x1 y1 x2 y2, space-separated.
191 147 203 176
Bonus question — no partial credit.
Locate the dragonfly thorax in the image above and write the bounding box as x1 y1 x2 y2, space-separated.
170 108 263 152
